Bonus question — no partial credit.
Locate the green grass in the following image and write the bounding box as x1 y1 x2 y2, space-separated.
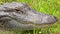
0 0 60 34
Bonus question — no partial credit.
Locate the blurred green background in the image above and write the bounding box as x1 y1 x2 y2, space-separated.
0 0 60 34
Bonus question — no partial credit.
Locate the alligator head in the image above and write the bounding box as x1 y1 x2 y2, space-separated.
0 2 58 30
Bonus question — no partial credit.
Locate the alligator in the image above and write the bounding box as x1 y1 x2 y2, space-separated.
0 2 57 30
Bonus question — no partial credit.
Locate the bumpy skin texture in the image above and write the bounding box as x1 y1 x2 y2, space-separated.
0 2 57 30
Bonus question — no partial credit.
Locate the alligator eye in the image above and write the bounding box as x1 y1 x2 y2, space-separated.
15 9 23 14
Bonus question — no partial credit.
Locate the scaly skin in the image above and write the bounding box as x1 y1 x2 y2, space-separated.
0 2 58 30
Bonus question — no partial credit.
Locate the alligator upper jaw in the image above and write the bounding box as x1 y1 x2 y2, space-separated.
0 9 57 25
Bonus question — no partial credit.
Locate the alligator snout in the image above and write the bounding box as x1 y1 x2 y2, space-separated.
47 16 58 24
27 14 58 25
39 15 57 24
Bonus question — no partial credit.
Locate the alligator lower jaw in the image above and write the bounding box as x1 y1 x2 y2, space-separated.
32 24 54 29
22 23 54 28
